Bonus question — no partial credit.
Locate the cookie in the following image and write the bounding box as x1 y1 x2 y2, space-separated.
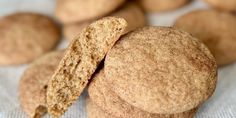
138 0 189 13
46 17 127 117
19 51 64 118
174 10 236 66
105 27 217 114
86 98 114 118
55 0 125 23
63 3 147 41
88 69 198 118
204 0 236 12
0 13 60 65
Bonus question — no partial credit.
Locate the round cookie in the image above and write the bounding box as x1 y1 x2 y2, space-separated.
86 98 115 118
174 10 236 66
63 3 147 41
55 0 125 23
105 27 217 114
88 69 198 118
138 0 189 13
0 13 60 65
204 0 236 12
19 51 64 118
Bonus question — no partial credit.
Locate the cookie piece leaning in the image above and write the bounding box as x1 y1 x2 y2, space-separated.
105 26 217 114
88 69 198 118
19 51 64 118
0 13 60 65
55 0 125 23
63 3 147 41
86 98 114 118
47 17 127 117
174 10 236 66
204 0 236 12
138 0 190 13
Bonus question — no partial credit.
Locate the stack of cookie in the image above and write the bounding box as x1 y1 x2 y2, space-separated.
54 0 147 41
87 27 218 118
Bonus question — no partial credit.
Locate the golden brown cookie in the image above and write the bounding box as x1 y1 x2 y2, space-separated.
0 13 60 65
174 10 236 66
55 0 125 23
105 26 217 114
63 3 147 41
88 69 198 118
19 51 64 118
86 98 114 118
46 17 127 117
204 0 236 12
138 0 189 13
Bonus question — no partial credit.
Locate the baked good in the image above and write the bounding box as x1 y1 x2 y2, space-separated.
174 10 236 66
88 69 198 118
138 0 189 12
19 51 64 118
86 98 113 118
47 17 127 117
105 26 217 114
0 13 60 65
204 0 236 12
63 3 146 41
55 0 125 23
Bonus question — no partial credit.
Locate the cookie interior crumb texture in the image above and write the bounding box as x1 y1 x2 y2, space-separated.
105 26 217 114
0 13 60 65
63 2 146 41
47 17 127 117
88 69 198 118
175 10 236 66
19 51 64 118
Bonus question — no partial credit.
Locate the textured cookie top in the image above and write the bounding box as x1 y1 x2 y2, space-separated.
88 69 198 118
47 17 127 117
105 26 217 114
204 0 236 12
55 0 125 23
63 3 146 41
138 0 189 12
0 13 60 65
175 10 236 66
19 51 64 118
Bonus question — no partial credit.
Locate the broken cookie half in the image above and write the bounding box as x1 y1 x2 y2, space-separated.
46 17 127 117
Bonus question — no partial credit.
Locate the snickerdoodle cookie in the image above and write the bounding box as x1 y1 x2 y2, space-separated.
175 10 236 66
55 0 125 23
204 0 236 12
0 13 60 65
105 27 217 114
88 69 198 118
63 3 146 41
47 17 127 117
86 98 113 118
19 51 64 118
138 0 189 12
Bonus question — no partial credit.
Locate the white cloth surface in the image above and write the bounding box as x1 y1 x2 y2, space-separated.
0 0 236 118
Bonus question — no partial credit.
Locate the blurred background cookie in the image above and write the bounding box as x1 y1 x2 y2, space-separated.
19 51 64 118
105 27 217 114
138 0 190 13
63 3 147 41
175 10 236 66
0 13 60 65
204 0 236 12
55 0 125 23
88 69 198 118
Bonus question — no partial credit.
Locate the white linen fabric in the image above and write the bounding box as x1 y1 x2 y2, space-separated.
0 0 235 118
